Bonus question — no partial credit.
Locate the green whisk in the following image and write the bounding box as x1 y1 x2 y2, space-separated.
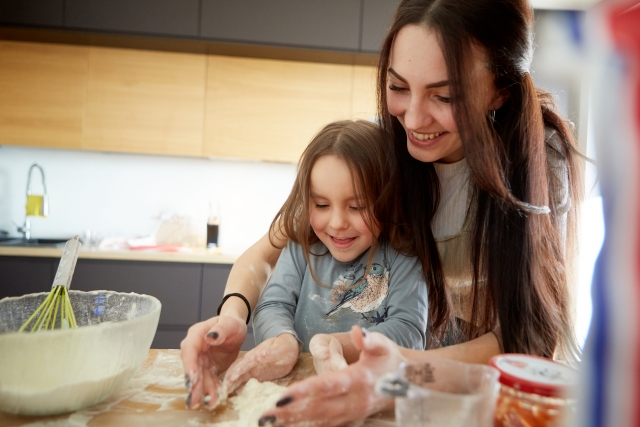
19 236 81 332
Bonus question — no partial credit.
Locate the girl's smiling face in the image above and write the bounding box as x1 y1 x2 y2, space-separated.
386 24 501 164
309 154 377 263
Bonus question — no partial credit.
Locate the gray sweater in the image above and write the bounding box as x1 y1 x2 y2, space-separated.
253 240 428 351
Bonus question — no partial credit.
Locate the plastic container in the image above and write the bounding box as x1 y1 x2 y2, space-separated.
489 354 578 427
376 358 500 427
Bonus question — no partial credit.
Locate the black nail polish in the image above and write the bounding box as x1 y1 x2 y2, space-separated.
276 395 293 407
258 415 276 426
207 331 219 339
362 327 368 337
186 392 192 409
184 374 191 391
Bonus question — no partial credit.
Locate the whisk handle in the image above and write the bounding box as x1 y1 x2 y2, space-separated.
52 236 81 290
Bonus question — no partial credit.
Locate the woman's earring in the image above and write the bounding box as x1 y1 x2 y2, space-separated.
490 110 496 123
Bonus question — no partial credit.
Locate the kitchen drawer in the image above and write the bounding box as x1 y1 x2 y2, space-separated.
0 256 56 300
72 259 202 327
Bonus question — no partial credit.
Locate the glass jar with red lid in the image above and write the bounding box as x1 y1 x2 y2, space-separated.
488 354 578 427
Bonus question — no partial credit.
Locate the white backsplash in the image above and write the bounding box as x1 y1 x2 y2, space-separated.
0 146 297 255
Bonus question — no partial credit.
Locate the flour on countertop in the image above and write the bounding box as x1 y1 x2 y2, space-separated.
227 379 287 427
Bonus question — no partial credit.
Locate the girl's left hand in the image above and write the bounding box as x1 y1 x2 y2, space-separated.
222 333 300 397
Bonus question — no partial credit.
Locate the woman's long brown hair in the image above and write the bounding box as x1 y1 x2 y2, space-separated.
377 0 583 359
269 120 398 288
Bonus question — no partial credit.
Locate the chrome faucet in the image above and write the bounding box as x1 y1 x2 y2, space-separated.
17 164 49 240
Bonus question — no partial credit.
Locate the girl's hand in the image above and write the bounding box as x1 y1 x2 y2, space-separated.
222 333 300 397
309 334 348 374
180 315 247 409
258 326 406 427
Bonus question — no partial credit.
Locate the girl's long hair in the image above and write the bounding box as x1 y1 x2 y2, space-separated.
269 120 399 288
378 0 583 359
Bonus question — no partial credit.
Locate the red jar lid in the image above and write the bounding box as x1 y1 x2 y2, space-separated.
488 354 578 397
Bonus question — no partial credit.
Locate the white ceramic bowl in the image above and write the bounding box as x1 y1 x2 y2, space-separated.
0 290 161 416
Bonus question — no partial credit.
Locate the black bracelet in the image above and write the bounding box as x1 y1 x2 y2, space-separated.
217 293 251 325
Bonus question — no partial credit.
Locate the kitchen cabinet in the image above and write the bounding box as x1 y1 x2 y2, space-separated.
0 41 378 162
0 256 54 298
84 46 206 157
352 64 379 120
0 256 247 350
64 0 199 38
72 260 202 326
204 55 354 163
361 0 400 53
200 0 361 51
0 0 64 27
0 41 88 149
0 0 398 54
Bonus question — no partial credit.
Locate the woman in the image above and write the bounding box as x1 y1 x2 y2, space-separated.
181 0 583 421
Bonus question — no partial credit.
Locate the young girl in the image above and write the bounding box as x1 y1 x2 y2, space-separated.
219 119 427 394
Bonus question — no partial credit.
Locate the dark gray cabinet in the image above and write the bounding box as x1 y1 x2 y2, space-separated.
201 0 361 51
361 0 399 53
0 256 55 297
72 259 202 326
1 0 396 54
0 256 245 350
65 0 200 37
0 0 64 27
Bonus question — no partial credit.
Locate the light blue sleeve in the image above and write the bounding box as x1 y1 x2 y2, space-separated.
368 251 428 350
252 241 307 345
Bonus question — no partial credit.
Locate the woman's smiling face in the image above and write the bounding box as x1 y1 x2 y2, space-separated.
386 24 499 164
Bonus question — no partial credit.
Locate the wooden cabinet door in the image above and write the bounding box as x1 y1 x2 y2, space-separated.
0 41 88 149
204 55 353 163
84 46 206 157
352 64 378 121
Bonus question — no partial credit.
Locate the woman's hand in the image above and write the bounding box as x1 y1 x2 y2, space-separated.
309 334 348 374
180 314 247 409
222 333 300 396
258 326 406 427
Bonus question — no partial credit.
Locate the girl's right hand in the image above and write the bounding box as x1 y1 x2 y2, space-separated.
258 326 406 427
180 314 247 409
309 334 348 374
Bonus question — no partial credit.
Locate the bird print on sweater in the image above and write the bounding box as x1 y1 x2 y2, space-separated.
326 249 390 320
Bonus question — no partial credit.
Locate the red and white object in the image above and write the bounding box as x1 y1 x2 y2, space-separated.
490 354 578 427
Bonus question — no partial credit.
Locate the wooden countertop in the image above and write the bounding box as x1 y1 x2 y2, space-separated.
0 246 238 264
0 350 395 427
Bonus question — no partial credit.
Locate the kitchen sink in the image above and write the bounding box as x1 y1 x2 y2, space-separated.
0 238 71 247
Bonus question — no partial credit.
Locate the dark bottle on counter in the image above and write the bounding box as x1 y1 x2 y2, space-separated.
207 223 219 247
207 204 221 248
